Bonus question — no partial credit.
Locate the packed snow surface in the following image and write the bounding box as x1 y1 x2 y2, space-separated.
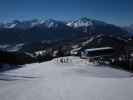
0 56 133 100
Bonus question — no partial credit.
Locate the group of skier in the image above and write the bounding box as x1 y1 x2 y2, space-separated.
56 57 72 64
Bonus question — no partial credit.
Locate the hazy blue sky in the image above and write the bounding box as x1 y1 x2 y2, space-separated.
0 0 132 26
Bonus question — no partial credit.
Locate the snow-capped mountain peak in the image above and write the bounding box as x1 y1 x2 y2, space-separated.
66 17 93 28
44 19 65 28
4 23 17 29
30 19 45 27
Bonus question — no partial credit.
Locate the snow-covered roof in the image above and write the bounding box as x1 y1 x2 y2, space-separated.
71 47 81 52
85 47 113 52
71 48 81 55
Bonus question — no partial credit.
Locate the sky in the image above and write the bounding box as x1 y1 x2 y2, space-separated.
0 0 132 26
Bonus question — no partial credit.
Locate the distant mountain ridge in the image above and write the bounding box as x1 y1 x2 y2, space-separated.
0 19 66 29
123 24 133 35
0 17 130 44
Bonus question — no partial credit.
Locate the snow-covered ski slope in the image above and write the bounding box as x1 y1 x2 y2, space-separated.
0 56 133 100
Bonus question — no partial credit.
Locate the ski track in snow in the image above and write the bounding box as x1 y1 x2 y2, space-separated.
0 56 133 100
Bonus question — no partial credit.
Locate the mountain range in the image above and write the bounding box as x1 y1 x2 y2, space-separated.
0 17 130 44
